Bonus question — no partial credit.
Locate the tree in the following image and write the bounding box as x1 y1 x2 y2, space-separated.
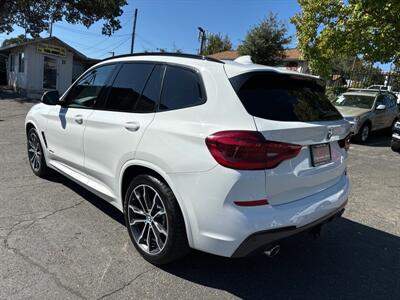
292 0 400 78
238 14 291 65
202 33 232 56
0 0 127 37
1 34 27 47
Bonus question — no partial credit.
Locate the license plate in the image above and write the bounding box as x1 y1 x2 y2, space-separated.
310 143 331 166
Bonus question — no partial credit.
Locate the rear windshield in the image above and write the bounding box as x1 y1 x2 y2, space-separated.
230 72 343 122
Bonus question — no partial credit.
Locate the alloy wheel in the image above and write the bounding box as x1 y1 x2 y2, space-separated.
127 184 168 255
28 132 42 172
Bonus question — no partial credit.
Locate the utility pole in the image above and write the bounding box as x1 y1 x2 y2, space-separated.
108 51 115 57
198 27 206 55
130 8 138 54
49 20 53 37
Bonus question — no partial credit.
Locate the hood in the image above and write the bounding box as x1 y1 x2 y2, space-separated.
335 106 370 117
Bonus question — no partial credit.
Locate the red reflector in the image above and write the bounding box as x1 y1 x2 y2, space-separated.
205 131 302 170
234 199 269 207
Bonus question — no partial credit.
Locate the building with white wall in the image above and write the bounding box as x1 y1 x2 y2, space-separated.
0 37 97 98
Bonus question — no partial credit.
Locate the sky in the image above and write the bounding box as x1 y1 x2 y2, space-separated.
0 0 300 60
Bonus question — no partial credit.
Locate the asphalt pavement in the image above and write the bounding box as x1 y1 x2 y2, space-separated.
1 89 399 299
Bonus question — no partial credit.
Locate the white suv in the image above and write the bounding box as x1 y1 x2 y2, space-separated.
25 53 351 265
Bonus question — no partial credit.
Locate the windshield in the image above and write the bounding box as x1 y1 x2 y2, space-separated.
333 94 375 109
229 72 342 122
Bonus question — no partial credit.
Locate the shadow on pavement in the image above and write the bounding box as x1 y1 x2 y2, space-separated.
43 171 400 299
162 218 400 299
352 131 392 147
0 86 39 103
44 171 125 226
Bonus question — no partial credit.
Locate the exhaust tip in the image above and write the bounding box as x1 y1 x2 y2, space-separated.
264 245 280 257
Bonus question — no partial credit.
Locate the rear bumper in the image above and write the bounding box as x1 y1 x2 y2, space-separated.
232 201 347 257
169 166 350 257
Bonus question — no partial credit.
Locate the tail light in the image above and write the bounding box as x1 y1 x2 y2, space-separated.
338 134 351 151
205 131 302 170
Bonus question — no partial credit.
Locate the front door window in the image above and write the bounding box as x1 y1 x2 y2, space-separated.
43 56 57 89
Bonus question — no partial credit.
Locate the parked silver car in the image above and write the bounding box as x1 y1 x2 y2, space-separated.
332 90 399 142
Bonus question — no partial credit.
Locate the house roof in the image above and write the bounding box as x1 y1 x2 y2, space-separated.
208 48 304 61
0 36 95 61
283 48 303 61
208 50 240 60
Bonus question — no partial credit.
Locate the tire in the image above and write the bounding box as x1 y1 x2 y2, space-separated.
124 174 190 265
27 128 49 177
391 119 398 133
391 140 400 153
356 123 370 143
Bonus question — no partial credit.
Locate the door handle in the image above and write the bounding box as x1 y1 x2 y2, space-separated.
73 115 83 125
124 121 140 132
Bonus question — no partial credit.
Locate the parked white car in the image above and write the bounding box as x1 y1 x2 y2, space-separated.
25 53 351 264
368 85 400 104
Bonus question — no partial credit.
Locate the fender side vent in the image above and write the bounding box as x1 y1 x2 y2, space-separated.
41 131 48 148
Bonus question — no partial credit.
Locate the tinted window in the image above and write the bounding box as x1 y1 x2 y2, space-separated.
230 72 342 122
135 65 164 113
18 53 24 73
66 64 115 108
385 94 396 108
375 95 385 107
105 63 154 112
160 66 204 111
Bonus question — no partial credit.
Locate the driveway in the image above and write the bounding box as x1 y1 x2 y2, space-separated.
1 89 399 299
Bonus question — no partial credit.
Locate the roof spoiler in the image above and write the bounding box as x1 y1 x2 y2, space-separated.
234 55 253 64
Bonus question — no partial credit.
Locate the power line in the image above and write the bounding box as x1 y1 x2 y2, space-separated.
135 33 158 49
84 36 130 54
53 24 131 37
96 37 131 58
58 37 122 52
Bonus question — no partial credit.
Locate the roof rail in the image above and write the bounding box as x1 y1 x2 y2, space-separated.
347 88 385 93
101 52 224 64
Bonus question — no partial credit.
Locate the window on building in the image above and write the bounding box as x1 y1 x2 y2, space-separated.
18 53 24 73
105 63 154 112
43 56 57 89
65 64 115 108
160 66 205 111
10 55 15 72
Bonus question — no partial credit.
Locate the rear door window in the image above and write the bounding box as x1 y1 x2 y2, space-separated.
105 63 154 112
385 94 396 108
160 66 205 111
230 72 342 122
135 65 165 113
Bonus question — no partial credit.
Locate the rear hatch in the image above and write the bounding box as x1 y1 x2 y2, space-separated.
229 70 350 205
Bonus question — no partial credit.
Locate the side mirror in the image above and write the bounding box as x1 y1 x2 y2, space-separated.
376 104 386 110
41 90 60 105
